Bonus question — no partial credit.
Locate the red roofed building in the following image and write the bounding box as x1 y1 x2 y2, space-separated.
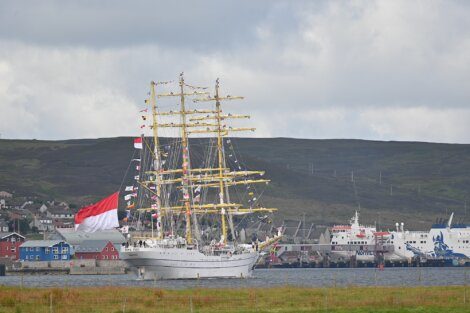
0 232 25 260
74 240 119 260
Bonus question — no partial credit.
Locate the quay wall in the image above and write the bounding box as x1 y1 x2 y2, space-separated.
97 260 127 268
22 261 49 269
9 260 128 275
70 266 126 275
70 259 96 267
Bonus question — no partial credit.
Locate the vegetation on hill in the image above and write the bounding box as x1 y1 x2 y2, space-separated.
0 137 469 230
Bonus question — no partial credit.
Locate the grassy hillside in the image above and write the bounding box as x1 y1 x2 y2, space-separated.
0 137 469 230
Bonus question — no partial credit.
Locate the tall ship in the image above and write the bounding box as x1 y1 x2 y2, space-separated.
120 74 281 279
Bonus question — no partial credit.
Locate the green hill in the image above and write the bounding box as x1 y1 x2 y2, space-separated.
1 137 469 230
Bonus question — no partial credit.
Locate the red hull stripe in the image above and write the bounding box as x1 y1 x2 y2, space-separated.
74 192 119 225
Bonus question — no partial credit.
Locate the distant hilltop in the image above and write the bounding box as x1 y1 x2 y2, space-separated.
0 137 469 229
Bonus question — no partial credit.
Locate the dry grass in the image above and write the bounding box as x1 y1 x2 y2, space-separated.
0 285 469 312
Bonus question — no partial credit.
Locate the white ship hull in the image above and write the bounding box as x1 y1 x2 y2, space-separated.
120 246 259 280
330 250 376 262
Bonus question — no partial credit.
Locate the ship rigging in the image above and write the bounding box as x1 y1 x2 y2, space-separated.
120 74 281 279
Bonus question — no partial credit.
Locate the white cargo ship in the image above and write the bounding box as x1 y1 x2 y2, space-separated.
391 213 470 260
329 211 470 263
329 211 389 261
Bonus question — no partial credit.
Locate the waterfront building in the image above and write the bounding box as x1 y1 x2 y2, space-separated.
19 240 71 261
0 232 25 260
74 240 120 260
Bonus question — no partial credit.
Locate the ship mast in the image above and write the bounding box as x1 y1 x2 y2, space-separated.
137 75 278 246
179 74 193 244
215 79 228 243
149 81 163 239
193 78 273 244
152 73 209 244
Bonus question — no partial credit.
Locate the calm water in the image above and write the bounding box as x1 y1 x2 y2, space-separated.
1 267 469 289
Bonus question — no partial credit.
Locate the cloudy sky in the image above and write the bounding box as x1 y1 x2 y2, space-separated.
0 0 469 143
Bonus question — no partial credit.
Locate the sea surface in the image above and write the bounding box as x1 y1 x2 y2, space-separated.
1 267 469 289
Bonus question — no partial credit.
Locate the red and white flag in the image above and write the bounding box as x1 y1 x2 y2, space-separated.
74 192 119 232
134 138 143 149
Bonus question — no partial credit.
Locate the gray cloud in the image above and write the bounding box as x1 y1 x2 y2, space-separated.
0 0 272 50
0 0 469 143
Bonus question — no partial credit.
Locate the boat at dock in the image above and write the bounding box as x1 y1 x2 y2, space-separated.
120 74 281 279
390 213 470 261
329 211 470 264
329 211 390 262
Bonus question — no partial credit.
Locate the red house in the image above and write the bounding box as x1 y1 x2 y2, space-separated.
74 240 119 260
0 232 26 260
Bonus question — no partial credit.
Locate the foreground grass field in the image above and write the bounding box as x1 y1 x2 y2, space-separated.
0 285 469 313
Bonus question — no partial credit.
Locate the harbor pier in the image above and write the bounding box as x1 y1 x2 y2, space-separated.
5 259 128 275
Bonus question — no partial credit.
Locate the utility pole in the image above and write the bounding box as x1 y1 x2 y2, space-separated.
351 171 354 183
379 171 382 185
390 185 393 196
